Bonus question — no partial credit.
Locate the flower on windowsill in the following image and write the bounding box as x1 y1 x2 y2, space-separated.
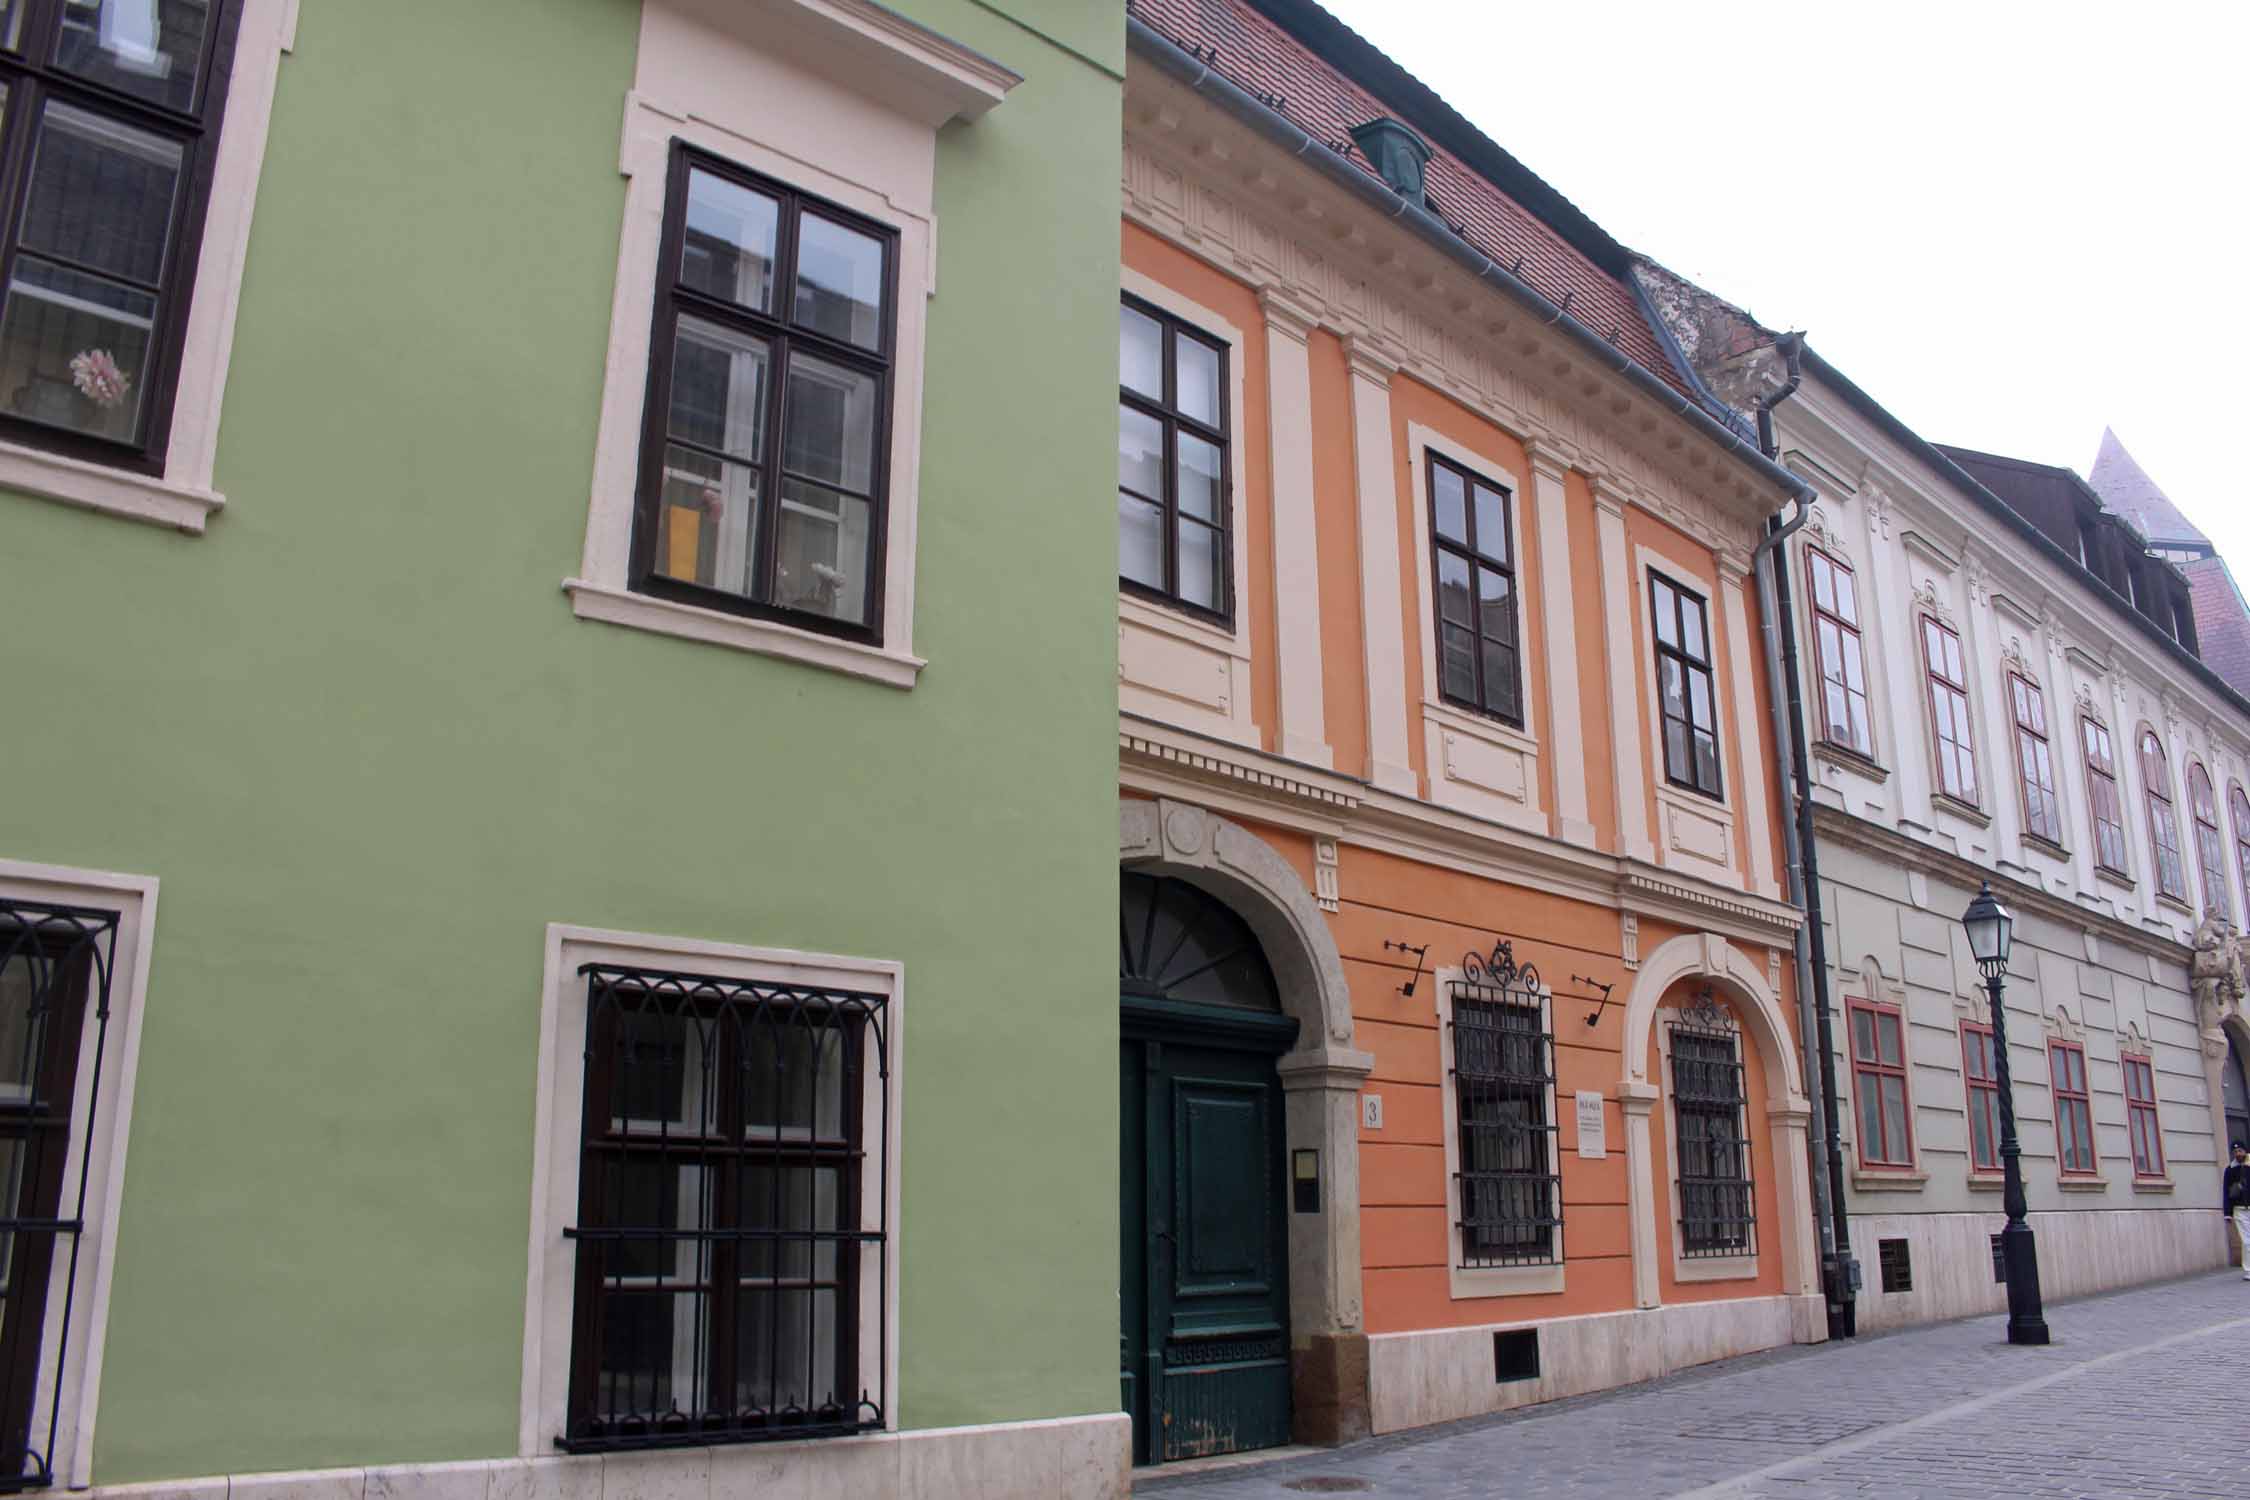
68 349 131 409
809 563 847 590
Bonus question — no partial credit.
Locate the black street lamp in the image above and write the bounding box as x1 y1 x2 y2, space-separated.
1962 880 2050 1346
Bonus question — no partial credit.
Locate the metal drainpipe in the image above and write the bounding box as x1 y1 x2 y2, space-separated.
1750 334 1856 1339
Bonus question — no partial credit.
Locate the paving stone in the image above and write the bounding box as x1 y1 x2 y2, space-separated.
1133 1271 2250 1499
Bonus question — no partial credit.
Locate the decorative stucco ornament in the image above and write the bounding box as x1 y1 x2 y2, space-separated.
2189 912 2243 1030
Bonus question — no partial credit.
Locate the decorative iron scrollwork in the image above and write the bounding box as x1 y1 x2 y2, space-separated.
1461 939 1540 996
1677 982 1732 1034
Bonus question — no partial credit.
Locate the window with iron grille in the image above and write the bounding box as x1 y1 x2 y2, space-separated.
1427 452 1523 726
2189 762 2230 923
1846 999 1913 1168
562 964 889 1452
2008 674 2063 848
1447 955 1559 1269
1806 547 1871 758
631 145 899 641
1961 1022 2002 1173
1649 572 1722 799
2140 731 2187 902
1920 616 1978 807
2049 1041 2096 1177
0 899 115 1490
2121 1053 2164 1179
1118 295 1231 623
0 1 243 473
2082 717 2129 876
1670 1006 1753 1257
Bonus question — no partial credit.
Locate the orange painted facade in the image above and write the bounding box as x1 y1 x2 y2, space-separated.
1118 10 1818 1446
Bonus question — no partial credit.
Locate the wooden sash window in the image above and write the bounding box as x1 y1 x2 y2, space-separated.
1920 617 1977 806
1118 295 1231 623
1806 547 1872 757
2049 1041 2096 1176
1961 1023 2001 1173
2232 784 2250 921
2189 762 2230 922
631 147 899 641
2008 675 2062 847
2140 731 2187 902
1426 452 1523 725
2121 1053 2164 1179
2082 717 2129 876
1847 999 1913 1168
1650 573 1722 799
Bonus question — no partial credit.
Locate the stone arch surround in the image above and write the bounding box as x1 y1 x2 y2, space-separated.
1120 797 1375 1443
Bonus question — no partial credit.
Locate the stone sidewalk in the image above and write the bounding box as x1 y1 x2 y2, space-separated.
1136 1271 2250 1498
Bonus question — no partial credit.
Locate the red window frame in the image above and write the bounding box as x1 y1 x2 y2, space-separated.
2189 761 2230 922
1920 616 1978 806
2007 674 2062 847
1846 998 1914 1167
2232 783 2250 922
2082 717 2129 877
1806 548 1872 758
1961 1022 2002 1173
2121 1052 2165 1179
2140 731 2188 903
2049 1041 2097 1176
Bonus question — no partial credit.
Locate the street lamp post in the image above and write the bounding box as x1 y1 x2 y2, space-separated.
1962 881 2050 1346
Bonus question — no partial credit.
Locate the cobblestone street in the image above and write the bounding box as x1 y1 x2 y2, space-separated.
1137 1272 2250 1498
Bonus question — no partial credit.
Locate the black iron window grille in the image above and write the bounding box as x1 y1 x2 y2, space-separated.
1670 992 1753 1258
1448 942 1560 1269
0 899 115 1491
562 964 890 1453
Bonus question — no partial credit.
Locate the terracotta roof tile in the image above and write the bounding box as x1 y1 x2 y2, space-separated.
1129 0 1691 395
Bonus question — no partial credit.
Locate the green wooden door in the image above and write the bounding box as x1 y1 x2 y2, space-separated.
1120 1003 1295 1465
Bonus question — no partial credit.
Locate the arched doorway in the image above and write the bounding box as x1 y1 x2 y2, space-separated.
2224 1031 2250 1153
1119 872 1297 1465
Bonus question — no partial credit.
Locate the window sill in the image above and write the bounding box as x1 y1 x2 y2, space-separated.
1423 694 1541 755
0 439 223 534
2021 833 2072 863
1811 741 1888 784
2057 1176 2110 1193
1852 1167 1928 1192
1967 1172 2005 1193
1931 793 1990 827
2131 1176 2175 1195
1120 589 1247 660
1448 1262 1566 1300
563 578 924 688
2156 893 2194 918
2094 866 2136 894
1674 1253 1759 1284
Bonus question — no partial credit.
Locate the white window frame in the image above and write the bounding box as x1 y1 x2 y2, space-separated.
0 858 159 1489
563 0 1018 689
1658 1013 1759 1284
1432 967 1565 1299
518 923 904 1458
0 0 295 533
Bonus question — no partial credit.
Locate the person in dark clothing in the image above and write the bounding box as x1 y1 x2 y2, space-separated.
2226 1143 2250 1280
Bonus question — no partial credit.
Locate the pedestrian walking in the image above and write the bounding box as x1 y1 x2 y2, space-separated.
2227 1143 2250 1279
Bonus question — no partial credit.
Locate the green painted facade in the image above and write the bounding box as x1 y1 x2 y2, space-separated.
0 0 1122 1483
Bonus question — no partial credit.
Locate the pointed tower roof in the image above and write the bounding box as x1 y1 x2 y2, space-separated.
2087 428 2208 550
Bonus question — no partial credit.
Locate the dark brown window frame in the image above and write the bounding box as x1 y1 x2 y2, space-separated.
1961 1022 2001 1173
1649 571 1723 800
563 965 889 1453
2139 730 2188 904
2048 1040 2097 1177
2189 760 2230 922
1117 293 1232 626
0 0 243 475
1425 450 1524 727
1805 546 1872 758
2231 782 2250 921
629 142 899 646
1919 615 1978 808
2082 715 2130 878
2121 1051 2164 1180
2007 673 2063 848
1846 997 1913 1169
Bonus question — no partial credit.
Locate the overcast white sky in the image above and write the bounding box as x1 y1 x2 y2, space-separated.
1314 0 2250 569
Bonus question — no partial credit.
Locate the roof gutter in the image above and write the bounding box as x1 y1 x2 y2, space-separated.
1802 348 2250 724
1128 15 1813 510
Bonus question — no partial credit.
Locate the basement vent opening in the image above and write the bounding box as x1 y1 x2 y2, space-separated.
1493 1327 1540 1383
1877 1237 1912 1294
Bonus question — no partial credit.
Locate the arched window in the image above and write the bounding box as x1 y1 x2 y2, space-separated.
2141 732 2187 903
2007 674 2062 846
2189 761 2230 922
2081 715 2128 876
2232 783 2250 922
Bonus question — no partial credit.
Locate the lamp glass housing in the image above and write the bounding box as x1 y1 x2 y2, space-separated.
1962 881 2014 978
